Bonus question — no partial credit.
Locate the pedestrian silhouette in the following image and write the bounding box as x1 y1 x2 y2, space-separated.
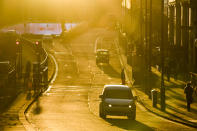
24 61 31 91
25 61 31 77
121 68 125 85
184 82 194 111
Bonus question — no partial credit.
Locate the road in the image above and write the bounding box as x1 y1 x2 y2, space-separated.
26 28 196 131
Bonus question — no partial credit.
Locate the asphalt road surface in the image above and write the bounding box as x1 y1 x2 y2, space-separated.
26 28 196 131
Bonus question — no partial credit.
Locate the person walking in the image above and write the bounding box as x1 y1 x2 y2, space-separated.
24 61 31 92
121 68 125 85
184 82 194 111
26 79 32 100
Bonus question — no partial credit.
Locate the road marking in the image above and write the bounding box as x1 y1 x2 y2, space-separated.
43 54 58 94
108 77 112 80
47 89 87 92
54 52 67 55
45 85 52 94
49 54 58 84
68 43 79 75
66 76 72 79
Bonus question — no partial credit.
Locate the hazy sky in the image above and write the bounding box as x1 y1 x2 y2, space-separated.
0 0 121 23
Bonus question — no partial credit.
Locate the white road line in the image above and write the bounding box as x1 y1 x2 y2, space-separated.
68 43 79 75
43 54 58 94
49 54 58 84
54 52 67 55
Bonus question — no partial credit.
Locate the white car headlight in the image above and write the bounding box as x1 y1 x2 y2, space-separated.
108 104 112 107
129 105 132 108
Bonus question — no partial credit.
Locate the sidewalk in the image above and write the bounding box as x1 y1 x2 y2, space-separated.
115 38 197 128
0 43 37 130
0 42 55 130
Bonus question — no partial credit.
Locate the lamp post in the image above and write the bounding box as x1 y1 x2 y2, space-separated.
147 0 153 98
161 0 166 111
145 0 149 95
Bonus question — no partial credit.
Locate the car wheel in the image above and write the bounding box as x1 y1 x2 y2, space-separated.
128 111 136 120
99 104 106 119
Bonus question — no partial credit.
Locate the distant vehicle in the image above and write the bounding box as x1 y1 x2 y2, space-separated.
99 85 136 120
96 49 109 65
42 34 53 43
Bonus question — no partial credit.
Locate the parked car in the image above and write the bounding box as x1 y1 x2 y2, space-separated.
99 85 136 120
96 49 109 65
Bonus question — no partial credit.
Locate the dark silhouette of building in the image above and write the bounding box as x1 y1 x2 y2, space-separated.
168 0 197 74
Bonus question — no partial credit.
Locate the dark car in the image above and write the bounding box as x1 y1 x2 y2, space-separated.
96 49 109 65
99 85 136 120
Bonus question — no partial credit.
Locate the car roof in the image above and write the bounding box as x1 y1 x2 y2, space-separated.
104 85 130 90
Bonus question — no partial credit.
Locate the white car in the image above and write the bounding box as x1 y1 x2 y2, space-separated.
99 85 136 120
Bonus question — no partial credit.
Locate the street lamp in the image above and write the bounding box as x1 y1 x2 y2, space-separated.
161 0 166 111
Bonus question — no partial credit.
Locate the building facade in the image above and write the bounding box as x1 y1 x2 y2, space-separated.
168 0 197 73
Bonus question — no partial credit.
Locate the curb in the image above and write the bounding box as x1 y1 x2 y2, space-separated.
19 99 37 131
18 53 58 131
115 38 197 129
138 99 197 128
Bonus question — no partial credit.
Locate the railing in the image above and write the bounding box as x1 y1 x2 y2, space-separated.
20 36 49 94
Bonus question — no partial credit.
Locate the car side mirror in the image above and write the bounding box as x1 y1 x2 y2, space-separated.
99 95 103 99
134 96 137 101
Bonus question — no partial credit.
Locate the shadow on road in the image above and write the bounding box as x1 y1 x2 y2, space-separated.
105 118 154 131
98 64 120 78
33 99 42 115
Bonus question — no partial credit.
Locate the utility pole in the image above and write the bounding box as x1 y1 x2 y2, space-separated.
16 39 22 79
124 0 127 32
149 0 152 71
148 0 152 98
140 0 143 48
145 0 149 95
161 0 166 111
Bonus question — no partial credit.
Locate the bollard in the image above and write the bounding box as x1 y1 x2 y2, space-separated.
151 89 158 107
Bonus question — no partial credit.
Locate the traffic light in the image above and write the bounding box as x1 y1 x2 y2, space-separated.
15 38 22 78
16 39 22 53
34 40 42 52
16 39 20 45
16 41 20 45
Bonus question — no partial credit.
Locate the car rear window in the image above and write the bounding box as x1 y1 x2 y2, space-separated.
104 88 133 99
